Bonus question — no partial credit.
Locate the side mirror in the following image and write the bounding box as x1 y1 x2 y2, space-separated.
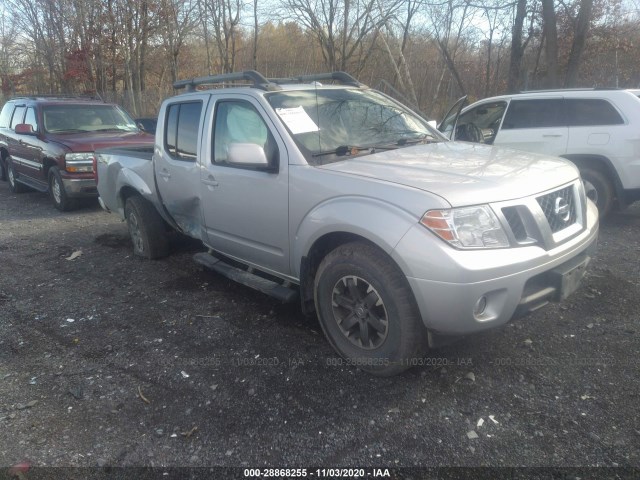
15 124 36 135
226 143 269 168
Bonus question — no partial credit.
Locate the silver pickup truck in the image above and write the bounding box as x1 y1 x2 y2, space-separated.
96 71 598 375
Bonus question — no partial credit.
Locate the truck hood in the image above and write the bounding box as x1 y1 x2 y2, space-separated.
319 142 578 207
49 131 154 152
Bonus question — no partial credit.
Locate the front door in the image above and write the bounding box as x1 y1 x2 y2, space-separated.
200 95 289 276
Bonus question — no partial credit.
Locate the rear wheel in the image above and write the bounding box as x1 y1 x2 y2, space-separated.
48 167 78 211
7 160 27 193
314 241 428 376
581 167 614 218
125 195 170 259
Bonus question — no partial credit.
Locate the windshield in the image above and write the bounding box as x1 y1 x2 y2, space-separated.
267 88 443 164
43 104 139 133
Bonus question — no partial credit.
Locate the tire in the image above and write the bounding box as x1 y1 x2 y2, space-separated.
0 158 6 182
7 160 27 193
48 166 78 211
124 195 170 259
580 167 614 218
314 241 428 376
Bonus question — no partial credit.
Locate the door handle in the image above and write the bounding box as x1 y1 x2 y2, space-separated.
158 169 171 180
542 134 563 137
202 175 219 187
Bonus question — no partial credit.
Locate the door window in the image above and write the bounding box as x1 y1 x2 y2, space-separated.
10 106 26 129
565 99 624 126
164 101 202 161
0 103 15 128
502 99 565 129
24 107 38 131
212 101 278 170
457 101 507 144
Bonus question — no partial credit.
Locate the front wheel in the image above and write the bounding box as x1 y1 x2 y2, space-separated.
124 196 170 259
314 241 428 376
580 167 614 218
49 167 78 211
0 158 7 181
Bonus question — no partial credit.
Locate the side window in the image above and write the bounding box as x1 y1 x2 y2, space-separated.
502 99 565 129
0 103 15 128
24 107 38 131
566 99 624 126
10 106 26 129
164 101 202 161
213 101 278 170
457 101 507 144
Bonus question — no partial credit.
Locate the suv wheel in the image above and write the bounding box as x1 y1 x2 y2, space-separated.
124 196 170 259
0 158 6 182
48 167 78 211
314 241 428 376
581 167 614 217
7 160 27 193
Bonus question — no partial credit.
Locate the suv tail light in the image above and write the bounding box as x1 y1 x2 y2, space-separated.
93 156 98 185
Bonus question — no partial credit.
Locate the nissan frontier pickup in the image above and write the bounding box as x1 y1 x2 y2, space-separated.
96 71 598 375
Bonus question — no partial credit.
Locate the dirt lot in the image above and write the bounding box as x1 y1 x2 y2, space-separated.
0 181 639 472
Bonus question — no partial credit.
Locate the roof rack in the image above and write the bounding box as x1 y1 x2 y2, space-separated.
173 71 281 92
269 72 363 87
173 70 364 92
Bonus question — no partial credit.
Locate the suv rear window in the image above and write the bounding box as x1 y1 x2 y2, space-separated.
566 99 624 126
502 99 564 129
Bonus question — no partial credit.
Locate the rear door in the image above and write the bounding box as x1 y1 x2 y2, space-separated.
154 94 210 239
494 98 568 156
199 94 290 275
7 105 28 176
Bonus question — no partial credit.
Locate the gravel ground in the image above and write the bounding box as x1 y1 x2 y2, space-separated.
0 181 639 472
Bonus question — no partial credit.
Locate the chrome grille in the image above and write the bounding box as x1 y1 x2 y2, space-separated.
502 206 527 241
536 186 576 233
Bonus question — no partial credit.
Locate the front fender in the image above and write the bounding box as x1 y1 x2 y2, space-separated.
292 196 418 277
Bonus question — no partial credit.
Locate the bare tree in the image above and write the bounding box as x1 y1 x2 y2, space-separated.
279 0 396 72
158 0 199 83
541 0 558 86
564 0 594 86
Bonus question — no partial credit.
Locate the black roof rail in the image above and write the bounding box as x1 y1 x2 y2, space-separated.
270 71 363 87
10 93 104 102
173 70 281 92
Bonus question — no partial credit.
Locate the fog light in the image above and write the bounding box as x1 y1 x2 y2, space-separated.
474 296 487 316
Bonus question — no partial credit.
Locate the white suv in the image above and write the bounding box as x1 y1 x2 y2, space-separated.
439 89 640 216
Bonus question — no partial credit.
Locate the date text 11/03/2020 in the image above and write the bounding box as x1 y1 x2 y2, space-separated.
244 468 392 477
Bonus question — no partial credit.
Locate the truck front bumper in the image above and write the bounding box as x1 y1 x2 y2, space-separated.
61 174 98 198
392 200 599 335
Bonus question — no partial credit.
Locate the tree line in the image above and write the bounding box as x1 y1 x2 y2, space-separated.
1 0 639 117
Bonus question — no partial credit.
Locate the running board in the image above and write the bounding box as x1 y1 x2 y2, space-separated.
193 252 298 303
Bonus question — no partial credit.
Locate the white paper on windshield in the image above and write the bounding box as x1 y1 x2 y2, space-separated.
275 106 319 134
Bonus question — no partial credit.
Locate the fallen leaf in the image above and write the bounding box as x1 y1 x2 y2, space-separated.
66 250 83 261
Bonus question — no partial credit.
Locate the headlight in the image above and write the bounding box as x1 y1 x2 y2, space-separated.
420 205 509 249
65 153 95 172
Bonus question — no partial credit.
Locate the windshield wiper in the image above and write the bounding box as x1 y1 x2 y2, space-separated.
50 129 89 134
312 144 396 157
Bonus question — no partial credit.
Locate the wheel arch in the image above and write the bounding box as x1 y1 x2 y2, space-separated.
294 197 419 316
42 158 59 180
561 154 624 205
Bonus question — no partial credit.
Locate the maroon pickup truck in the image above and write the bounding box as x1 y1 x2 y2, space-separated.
0 96 153 210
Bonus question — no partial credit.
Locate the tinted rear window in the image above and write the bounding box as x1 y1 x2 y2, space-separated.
566 99 624 126
502 99 565 129
164 101 202 161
